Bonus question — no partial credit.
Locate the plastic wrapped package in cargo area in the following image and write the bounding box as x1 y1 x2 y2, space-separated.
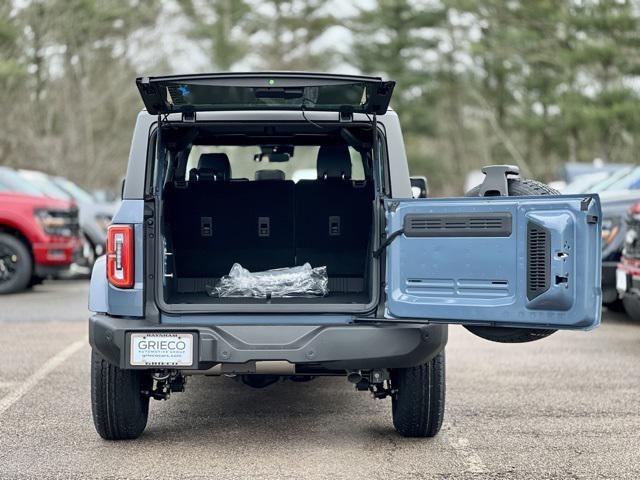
209 263 329 298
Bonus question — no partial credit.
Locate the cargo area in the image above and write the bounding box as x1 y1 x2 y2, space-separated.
156 122 378 310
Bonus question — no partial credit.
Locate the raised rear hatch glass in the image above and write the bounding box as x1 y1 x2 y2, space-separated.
136 72 395 115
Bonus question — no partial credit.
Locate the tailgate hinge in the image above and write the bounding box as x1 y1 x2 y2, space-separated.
143 202 154 219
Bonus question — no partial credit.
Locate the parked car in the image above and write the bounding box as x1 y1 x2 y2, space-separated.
0 167 82 293
598 191 640 310
50 175 116 258
561 166 640 310
89 72 602 441
562 171 612 194
18 170 116 264
593 169 640 310
616 202 640 321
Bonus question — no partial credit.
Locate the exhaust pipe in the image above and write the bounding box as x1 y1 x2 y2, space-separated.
255 361 295 375
199 361 295 376
346 370 362 384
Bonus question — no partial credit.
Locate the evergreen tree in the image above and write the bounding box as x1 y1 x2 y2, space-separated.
350 0 449 187
559 0 640 164
350 0 445 134
10 0 159 187
178 0 253 71
249 0 338 70
0 0 27 164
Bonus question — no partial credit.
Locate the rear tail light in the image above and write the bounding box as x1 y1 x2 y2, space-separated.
107 225 134 288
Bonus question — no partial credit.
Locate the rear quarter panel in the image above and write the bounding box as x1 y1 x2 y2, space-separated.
89 199 145 316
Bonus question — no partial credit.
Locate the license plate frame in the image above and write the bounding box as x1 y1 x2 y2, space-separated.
129 332 195 367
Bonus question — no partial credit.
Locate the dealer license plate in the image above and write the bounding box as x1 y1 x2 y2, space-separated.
616 269 628 294
130 333 194 367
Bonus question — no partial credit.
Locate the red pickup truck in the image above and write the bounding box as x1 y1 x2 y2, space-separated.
616 202 640 321
0 171 83 294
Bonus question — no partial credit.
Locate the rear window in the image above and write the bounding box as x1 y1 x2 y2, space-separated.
185 145 366 182
165 83 367 112
137 74 394 115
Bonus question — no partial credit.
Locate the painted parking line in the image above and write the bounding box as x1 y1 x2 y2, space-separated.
0 381 19 389
450 437 488 474
0 340 85 415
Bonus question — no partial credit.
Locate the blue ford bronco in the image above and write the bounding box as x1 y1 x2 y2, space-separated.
89 72 602 440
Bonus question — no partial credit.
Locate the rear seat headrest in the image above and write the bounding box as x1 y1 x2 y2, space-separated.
255 169 285 181
196 153 231 181
317 144 351 180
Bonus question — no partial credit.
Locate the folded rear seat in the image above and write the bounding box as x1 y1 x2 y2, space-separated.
295 145 373 285
169 158 296 281
169 148 372 297
170 153 245 278
241 169 295 272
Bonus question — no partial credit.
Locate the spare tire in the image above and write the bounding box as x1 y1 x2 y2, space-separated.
464 177 558 343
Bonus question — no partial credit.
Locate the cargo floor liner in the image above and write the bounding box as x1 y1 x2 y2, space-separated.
167 276 370 304
166 291 370 305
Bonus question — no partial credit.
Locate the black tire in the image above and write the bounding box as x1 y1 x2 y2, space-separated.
465 177 558 343
391 351 445 438
82 234 97 269
0 233 32 294
91 350 151 440
466 177 560 198
27 275 44 289
604 298 625 313
622 295 640 322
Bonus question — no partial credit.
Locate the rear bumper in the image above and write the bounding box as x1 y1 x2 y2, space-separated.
33 264 70 277
89 314 448 371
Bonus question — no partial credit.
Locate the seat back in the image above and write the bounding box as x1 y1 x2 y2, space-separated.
295 145 373 277
167 147 372 282
255 169 286 181
190 153 231 182
241 179 295 272
167 153 296 278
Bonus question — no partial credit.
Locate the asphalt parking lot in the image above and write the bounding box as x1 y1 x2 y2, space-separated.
0 279 639 479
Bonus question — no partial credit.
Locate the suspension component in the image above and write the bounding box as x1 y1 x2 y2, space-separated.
368 380 397 400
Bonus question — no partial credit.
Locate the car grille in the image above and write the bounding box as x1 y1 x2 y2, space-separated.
53 208 81 237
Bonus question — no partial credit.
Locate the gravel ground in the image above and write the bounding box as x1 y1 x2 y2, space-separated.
0 279 638 479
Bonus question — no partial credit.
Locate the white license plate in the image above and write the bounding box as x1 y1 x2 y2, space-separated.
616 269 628 293
130 333 194 367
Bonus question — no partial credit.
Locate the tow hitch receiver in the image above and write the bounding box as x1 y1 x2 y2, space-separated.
347 369 396 399
143 371 186 400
